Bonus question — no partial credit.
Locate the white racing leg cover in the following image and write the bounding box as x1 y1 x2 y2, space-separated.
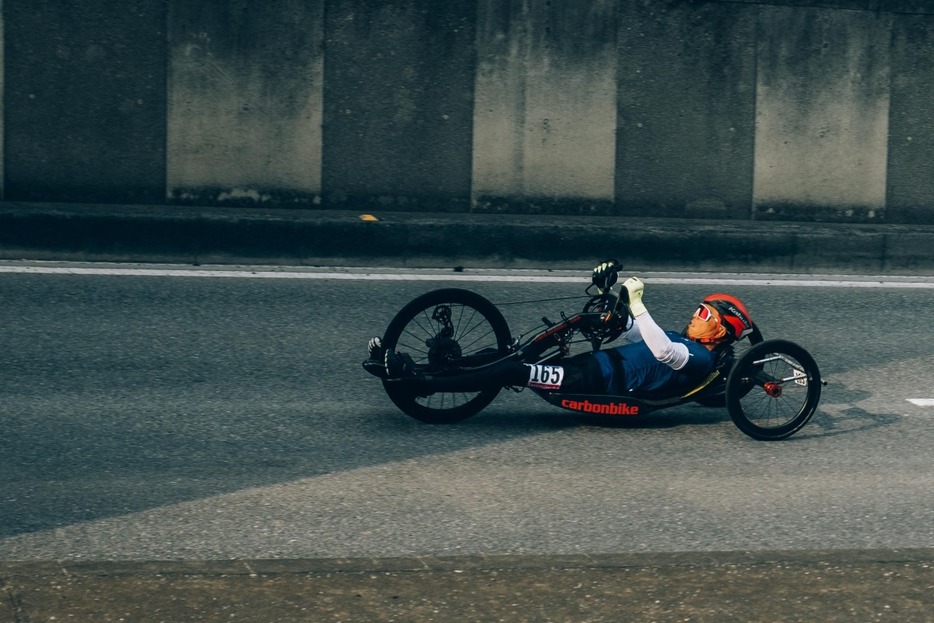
633 310 690 370
525 364 565 390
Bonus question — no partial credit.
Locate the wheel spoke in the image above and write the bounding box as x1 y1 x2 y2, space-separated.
381 289 512 423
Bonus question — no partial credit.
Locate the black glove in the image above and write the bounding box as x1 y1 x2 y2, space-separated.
591 259 620 292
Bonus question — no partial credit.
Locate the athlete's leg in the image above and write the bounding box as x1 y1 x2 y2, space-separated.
414 360 528 393
411 352 606 394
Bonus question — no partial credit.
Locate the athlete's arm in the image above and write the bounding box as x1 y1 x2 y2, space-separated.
624 277 690 370
632 312 690 370
619 318 643 343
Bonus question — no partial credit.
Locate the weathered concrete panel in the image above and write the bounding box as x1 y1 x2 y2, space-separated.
886 14 934 224
3 0 166 203
0 0 5 200
753 6 892 220
167 0 324 206
472 0 617 211
616 0 757 219
322 0 477 212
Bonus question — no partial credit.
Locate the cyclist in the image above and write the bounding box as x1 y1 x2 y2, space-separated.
372 260 753 397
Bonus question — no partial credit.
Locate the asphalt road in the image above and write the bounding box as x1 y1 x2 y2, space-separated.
2 264 934 561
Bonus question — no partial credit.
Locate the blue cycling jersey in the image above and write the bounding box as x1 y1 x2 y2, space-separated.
592 331 716 396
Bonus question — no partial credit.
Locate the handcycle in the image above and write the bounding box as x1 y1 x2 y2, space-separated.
362 269 824 441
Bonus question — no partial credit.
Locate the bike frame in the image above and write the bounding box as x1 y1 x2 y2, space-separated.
408 285 732 417
369 278 822 440
532 371 726 418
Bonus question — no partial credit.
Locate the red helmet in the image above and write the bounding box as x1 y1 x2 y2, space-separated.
702 293 754 341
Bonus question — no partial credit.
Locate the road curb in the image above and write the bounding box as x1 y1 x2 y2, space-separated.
3 547 933 576
4 550 933 623
2 202 934 273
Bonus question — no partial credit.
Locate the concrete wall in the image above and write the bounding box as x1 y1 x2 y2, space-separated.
3 0 167 204
167 0 324 206
1 0 933 223
753 5 892 220
472 0 618 213
616 0 758 220
322 0 478 212
887 11 934 224
0 0 4 201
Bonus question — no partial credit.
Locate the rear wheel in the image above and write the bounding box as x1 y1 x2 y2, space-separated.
726 339 821 440
381 289 512 423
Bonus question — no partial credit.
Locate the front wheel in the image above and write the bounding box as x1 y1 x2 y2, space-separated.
726 339 821 441
381 288 512 424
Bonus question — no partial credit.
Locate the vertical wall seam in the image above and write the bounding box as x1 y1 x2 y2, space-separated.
0 0 5 203
163 0 170 204
882 10 896 220
749 4 761 221
515 0 530 197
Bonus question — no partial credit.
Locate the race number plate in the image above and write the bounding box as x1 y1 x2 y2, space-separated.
528 364 564 390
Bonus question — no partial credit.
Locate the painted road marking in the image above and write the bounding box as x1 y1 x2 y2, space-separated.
907 399 934 407
2 264 934 288
3 265 581 282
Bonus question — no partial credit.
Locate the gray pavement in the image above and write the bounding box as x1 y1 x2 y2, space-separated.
3 200 934 621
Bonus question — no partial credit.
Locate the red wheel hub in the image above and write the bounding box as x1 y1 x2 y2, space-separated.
763 382 783 398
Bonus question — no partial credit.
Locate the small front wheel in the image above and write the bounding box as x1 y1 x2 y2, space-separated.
380 288 512 424
726 339 821 440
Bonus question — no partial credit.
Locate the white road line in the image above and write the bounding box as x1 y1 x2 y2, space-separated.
1 264 934 288
907 399 934 407
0 265 583 282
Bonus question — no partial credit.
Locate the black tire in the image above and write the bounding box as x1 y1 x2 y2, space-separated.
726 339 821 440
381 288 512 423
694 322 764 408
